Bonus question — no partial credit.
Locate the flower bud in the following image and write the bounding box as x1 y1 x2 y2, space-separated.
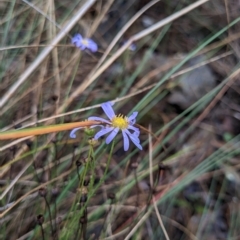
38 187 47 197
77 187 88 203
107 192 115 200
36 214 44 225
131 162 138 169
84 128 95 137
88 138 99 146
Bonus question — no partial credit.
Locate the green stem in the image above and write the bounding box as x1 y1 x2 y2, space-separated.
78 140 115 216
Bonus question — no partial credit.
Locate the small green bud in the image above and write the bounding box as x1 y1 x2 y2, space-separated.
84 128 95 137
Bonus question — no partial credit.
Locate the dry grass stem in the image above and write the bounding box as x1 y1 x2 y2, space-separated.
0 0 97 108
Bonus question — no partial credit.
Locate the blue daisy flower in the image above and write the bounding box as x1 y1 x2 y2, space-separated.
72 33 98 52
70 102 142 151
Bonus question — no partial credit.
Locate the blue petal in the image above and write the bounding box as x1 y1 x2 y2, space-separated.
101 102 116 120
129 43 137 51
130 137 142 150
128 112 138 125
122 130 130 151
127 125 140 134
132 130 140 137
88 116 111 124
90 125 103 129
94 126 114 140
70 127 82 138
72 34 83 48
80 44 86 50
86 39 98 52
125 129 140 143
72 34 82 44
125 130 142 150
106 128 119 144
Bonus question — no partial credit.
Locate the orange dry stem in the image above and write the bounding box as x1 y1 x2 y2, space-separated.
0 120 101 140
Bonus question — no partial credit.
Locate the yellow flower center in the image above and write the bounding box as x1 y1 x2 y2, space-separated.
82 39 89 46
111 115 129 129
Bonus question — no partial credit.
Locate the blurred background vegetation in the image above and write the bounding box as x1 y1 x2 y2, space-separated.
1 0 240 239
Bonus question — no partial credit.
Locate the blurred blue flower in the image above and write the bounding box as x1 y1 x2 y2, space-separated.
129 43 137 51
70 102 142 151
72 33 98 52
122 40 137 51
